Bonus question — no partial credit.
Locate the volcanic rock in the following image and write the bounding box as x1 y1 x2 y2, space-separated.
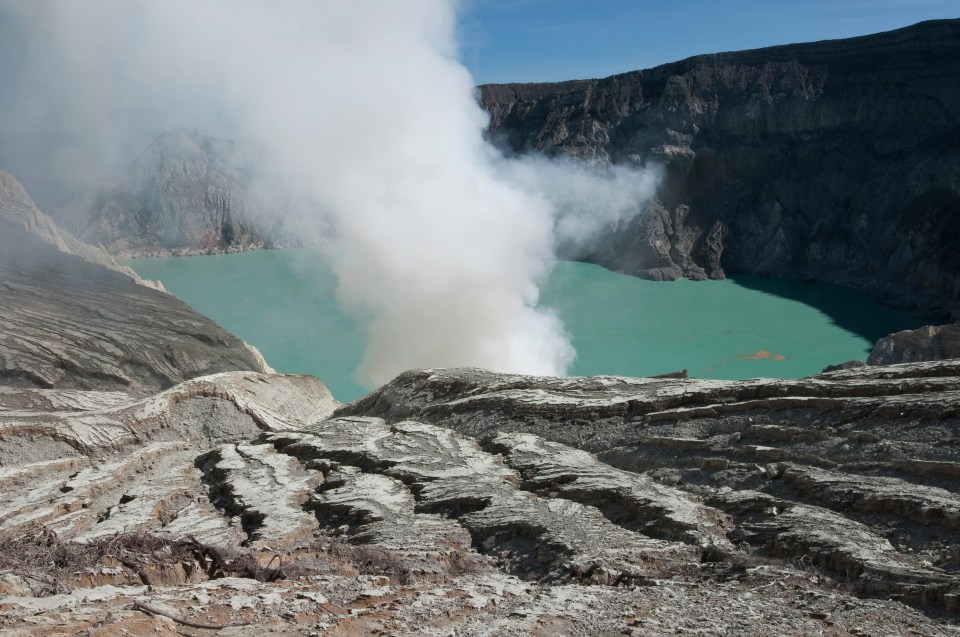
870 321 960 365
3 360 959 634
0 169 270 394
479 19 960 316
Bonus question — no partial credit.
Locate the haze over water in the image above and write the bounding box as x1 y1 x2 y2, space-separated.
129 251 927 402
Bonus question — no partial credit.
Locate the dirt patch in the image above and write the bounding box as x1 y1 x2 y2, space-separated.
0 527 486 598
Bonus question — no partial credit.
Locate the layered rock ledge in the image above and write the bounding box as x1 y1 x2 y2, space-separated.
0 170 270 395
2 360 959 635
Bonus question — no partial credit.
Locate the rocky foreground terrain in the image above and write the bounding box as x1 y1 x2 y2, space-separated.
1 170 959 634
480 19 960 317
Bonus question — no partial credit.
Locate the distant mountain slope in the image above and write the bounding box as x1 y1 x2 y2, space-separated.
52 128 287 256
479 19 960 316
0 169 270 394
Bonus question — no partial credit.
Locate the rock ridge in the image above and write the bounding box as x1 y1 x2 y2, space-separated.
3 362 959 634
479 19 960 317
0 169 271 395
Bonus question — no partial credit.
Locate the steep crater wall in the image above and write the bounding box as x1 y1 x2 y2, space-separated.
479 19 960 317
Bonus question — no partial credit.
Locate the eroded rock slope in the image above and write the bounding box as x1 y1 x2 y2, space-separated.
342 364 960 613
480 19 960 316
0 170 270 394
2 362 959 635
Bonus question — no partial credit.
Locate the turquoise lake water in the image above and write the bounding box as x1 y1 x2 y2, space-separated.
128 250 927 402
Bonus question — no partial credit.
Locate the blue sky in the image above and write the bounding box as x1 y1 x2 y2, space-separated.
457 0 959 84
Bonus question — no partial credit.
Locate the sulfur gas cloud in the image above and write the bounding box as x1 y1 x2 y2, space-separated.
0 0 661 387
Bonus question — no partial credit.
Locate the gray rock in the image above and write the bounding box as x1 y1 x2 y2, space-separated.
0 170 270 395
0 371 338 463
480 19 960 316
341 363 960 611
266 419 697 584
50 129 334 259
486 431 731 549
51 128 285 256
869 321 960 365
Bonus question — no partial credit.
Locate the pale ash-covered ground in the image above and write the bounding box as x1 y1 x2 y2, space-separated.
0 168 958 634
2 363 959 635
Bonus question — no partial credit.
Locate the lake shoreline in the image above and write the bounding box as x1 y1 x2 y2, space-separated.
127 252 929 403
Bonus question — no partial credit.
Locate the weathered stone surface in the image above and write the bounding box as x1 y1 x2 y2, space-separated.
781 464 960 529
0 442 234 543
0 371 337 462
340 363 960 612
339 363 960 451
4 569 950 636
199 442 322 545
486 431 731 549
0 170 270 394
4 362 959 631
725 497 957 610
267 419 696 585
480 19 960 316
870 321 960 364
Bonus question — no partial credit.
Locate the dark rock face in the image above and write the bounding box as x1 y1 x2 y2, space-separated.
869 321 960 365
0 170 268 394
479 19 960 315
51 128 289 256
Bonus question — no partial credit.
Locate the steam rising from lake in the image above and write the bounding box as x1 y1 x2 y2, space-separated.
1 0 660 386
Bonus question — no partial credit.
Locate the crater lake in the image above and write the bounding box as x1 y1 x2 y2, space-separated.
127 250 928 402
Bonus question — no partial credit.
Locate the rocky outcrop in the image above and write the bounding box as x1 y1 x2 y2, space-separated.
339 363 960 613
0 371 337 465
869 321 960 365
479 19 960 316
3 363 959 634
0 170 270 394
1 170 124 273
51 128 301 257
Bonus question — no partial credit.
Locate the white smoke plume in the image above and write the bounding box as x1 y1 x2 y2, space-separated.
0 0 661 387
499 155 664 254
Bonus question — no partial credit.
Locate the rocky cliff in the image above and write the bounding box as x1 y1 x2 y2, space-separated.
0 170 270 394
870 321 960 365
51 128 292 257
479 19 960 316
